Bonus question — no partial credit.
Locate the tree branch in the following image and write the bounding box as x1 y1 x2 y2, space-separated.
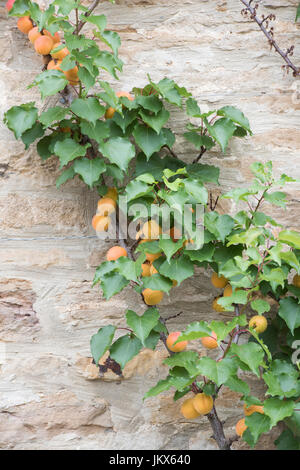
240 0 299 76
77 0 101 34
207 405 232 450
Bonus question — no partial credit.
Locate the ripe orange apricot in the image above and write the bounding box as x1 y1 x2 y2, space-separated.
212 297 225 312
47 59 62 71
211 272 228 289
293 274 300 288
28 27 42 44
236 418 247 437
92 215 110 232
51 43 69 60
106 246 127 261
141 263 151 277
17 16 33 34
223 284 233 297
116 91 134 101
34 35 54 55
166 331 187 353
165 227 182 241
193 393 214 415
138 239 162 262
105 107 115 119
6 0 16 11
142 220 161 239
63 66 79 82
43 29 60 44
201 331 218 349
249 315 267 333
243 403 264 416
104 187 118 202
142 288 164 306
97 197 117 216
180 398 200 419
149 264 158 275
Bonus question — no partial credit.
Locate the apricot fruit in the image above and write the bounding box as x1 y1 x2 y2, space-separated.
63 66 79 83
92 215 110 232
47 59 62 71
141 263 151 277
17 16 33 34
211 272 228 289
43 29 60 44
166 331 187 353
34 35 54 55
192 393 214 415
293 274 300 288
180 398 200 420
105 107 115 119
104 187 118 202
28 27 42 44
142 220 161 239
243 403 264 416
223 284 233 297
51 43 69 60
149 264 158 275
142 288 164 306
138 239 162 262
97 197 117 216
106 246 128 261
116 91 134 101
212 297 225 313
201 331 218 349
236 418 247 437
249 315 267 334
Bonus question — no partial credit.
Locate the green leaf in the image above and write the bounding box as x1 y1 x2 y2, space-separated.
95 30 121 56
197 356 238 387
31 70 68 99
159 256 194 285
101 272 129 300
8 0 31 16
186 98 201 117
85 14 107 31
90 325 116 364
183 179 208 204
54 138 90 167
275 429 300 450
94 51 123 79
80 120 110 144
110 335 142 369
210 315 247 342
183 132 215 151
264 191 287 208
136 95 163 114
56 167 75 188
70 98 105 126
144 378 172 399
4 103 38 139
126 308 160 346
264 398 295 427
125 180 152 202
205 117 237 152
99 137 135 172
21 122 44 149
53 0 78 16
39 107 69 128
78 67 96 92
73 157 106 188
186 163 219 184
143 274 173 293
279 230 300 249
139 108 170 134
159 237 184 263
230 343 265 377
263 360 299 398
133 124 166 159
251 299 271 315
278 297 300 335
164 351 200 377
245 413 271 445
177 321 212 342
217 106 251 132
227 227 262 247
296 4 300 22
225 376 250 396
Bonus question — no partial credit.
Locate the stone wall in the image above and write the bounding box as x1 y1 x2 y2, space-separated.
0 0 299 450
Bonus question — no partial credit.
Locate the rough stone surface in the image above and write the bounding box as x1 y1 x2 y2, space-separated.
0 0 299 450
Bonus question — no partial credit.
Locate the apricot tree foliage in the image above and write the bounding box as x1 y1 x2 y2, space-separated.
4 0 300 450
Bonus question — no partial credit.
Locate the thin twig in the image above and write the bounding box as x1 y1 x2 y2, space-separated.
240 0 300 76
77 0 101 34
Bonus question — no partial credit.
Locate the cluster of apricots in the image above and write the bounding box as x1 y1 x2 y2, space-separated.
211 271 268 334
235 403 264 437
104 91 134 119
180 393 214 419
12 6 79 86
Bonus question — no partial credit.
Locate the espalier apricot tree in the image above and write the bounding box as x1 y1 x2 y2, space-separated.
4 0 300 450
